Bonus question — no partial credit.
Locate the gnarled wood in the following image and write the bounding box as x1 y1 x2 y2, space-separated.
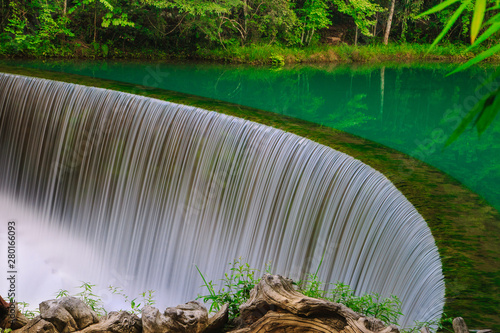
12 317 58 333
232 274 399 333
204 304 229 333
142 301 208 333
452 317 469 333
0 298 29 331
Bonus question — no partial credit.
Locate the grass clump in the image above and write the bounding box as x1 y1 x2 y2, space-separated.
296 256 403 326
196 257 261 320
298 272 403 326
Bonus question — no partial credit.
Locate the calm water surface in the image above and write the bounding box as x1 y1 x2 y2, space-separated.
3 59 499 211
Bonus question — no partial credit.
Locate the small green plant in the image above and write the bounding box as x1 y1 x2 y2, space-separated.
297 254 327 299
17 302 39 320
108 285 156 315
75 282 107 316
402 312 454 333
270 53 285 67
298 279 403 326
297 255 403 326
196 257 260 319
55 289 70 298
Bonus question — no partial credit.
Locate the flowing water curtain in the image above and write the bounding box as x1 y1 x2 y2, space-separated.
0 73 444 326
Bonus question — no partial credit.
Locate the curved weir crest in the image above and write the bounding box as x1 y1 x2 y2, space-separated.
0 73 444 326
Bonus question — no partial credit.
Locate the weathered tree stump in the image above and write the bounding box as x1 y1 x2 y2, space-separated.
452 317 469 333
0 296 29 330
11 317 58 333
142 301 208 333
230 274 399 333
80 311 142 333
204 304 229 333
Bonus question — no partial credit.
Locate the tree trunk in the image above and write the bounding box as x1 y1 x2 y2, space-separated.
63 0 67 15
93 0 97 43
243 0 248 43
307 27 315 46
355 26 358 46
452 317 469 333
383 0 396 45
231 274 400 333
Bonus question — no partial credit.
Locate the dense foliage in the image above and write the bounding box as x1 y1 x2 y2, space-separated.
0 0 498 58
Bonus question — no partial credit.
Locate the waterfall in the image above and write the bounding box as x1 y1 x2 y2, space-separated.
0 73 444 326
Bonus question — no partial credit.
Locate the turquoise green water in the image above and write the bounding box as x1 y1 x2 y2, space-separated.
3 60 499 211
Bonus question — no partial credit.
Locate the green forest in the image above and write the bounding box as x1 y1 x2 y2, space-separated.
0 0 499 62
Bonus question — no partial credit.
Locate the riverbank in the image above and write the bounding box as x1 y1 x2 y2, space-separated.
0 65 499 331
1 43 499 65
195 43 496 65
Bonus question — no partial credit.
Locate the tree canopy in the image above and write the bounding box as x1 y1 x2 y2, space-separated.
1 0 498 57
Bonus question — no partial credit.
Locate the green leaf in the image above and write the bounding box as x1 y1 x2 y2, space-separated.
484 11 500 25
450 42 500 74
466 22 500 50
475 89 500 135
428 1 471 50
445 88 500 145
471 0 487 42
445 105 482 146
416 0 460 18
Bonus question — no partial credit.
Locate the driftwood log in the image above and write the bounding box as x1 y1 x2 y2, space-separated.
326 33 344 44
204 304 229 333
0 296 29 330
229 274 399 333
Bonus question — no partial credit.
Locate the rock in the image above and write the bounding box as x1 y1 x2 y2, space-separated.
80 311 142 333
204 304 229 333
39 297 99 333
142 301 208 333
11 316 58 333
452 317 469 333
231 274 399 333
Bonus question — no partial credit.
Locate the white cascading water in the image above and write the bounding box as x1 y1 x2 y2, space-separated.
0 73 444 326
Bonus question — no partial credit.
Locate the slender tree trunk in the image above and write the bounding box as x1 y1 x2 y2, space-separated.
354 26 358 46
383 0 396 45
243 0 248 43
63 0 67 15
93 0 97 43
307 27 315 45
